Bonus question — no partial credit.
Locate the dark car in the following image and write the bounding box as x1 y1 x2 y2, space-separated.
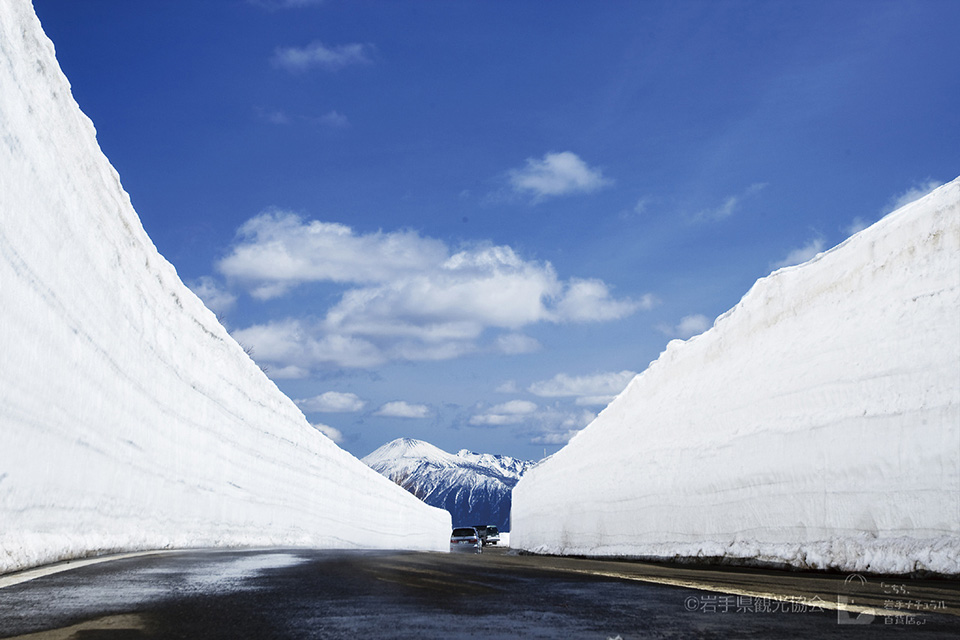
472 525 500 546
449 527 483 553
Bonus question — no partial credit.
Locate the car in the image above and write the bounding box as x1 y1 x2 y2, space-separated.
472 524 500 546
449 527 483 553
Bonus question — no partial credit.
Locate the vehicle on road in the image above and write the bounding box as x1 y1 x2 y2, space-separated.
472 525 500 546
449 527 483 553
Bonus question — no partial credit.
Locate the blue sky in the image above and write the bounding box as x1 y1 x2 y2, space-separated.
34 0 959 461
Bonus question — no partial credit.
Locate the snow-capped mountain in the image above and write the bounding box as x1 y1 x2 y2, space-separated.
363 438 536 531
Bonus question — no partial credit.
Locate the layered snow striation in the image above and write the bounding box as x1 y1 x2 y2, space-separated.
0 0 450 575
512 179 960 575
364 439 534 531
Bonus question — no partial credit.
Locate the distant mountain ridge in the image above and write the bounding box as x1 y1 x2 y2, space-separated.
362 438 536 531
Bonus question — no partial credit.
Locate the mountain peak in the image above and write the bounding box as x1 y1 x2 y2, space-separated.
363 438 455 467
362 437 536 531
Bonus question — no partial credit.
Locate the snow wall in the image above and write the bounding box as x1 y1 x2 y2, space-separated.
513 178 960 575
0 0 450 575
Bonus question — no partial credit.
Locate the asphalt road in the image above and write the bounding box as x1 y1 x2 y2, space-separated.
0 547 957 639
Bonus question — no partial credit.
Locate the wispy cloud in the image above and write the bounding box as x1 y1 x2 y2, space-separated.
296 391 365 412
232 320 387 370
530 429 582 446
841 180 943 240
554 284 656 322
188 276 236 316
218 211 647 371
507 151 612 201
495 333 541 355
272 41 373 73
844 217 871 236
693 183 766 222
470 400 539 426
268 364 311 379
257 108 349 129
885 179 942 213
256 108 292 125
313 422 344 443
772 237 825 270
495 380 520 394
528 370 636 407
556 283 647 322
656 314 712 340
317 110 349 128
526 407 597 445
617 196 657 221
218 212 446 298
467 394 598 447
374 401 431 419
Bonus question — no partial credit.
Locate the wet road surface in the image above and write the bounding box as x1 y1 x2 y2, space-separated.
0 547 957 639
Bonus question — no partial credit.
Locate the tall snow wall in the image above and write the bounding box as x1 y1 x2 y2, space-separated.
0 0 450 575
512 178 960 575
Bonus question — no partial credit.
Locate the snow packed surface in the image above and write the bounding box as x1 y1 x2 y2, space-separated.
0 0 449 575
363 438 534 531
513 179 960 575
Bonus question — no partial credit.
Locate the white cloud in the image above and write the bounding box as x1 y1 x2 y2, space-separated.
531 429 582 445
470 400 538 426
507 151 611 200
318 110 349 128
845 217 871 236
272 41 373 72
296 391 365 413
694 183 766 222
495 380 520 394
374 401 431 418
469 414 520 426
188 276 236 316
528 370 636 399
387 338 478 362
619 196 654 221
268 365 310 379
772 237 826 270
323 245 558 330
709 196 739 220
257 108 292 125
232 320 386 369
495 333 541 355
218 211 447 298
257 108 348 128
885 179 942 213
575 396 618 407
844 180 941 235
219 212 646 372
468 397 597 446
676 314 711 338
313 422 344 443
657 314 712 340
552 278 647 322
494 400 539 414
526 407 597 444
